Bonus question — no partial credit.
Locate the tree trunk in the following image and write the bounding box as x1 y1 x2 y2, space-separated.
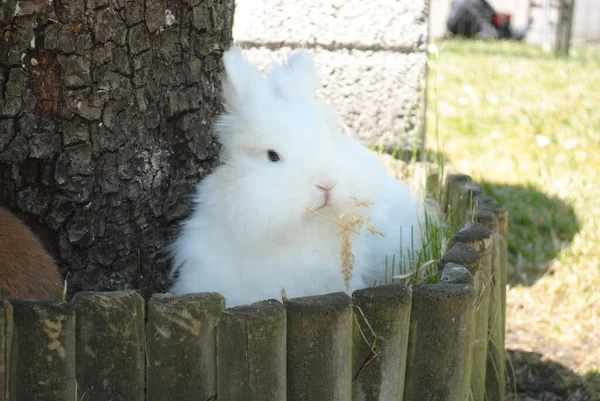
0 0 234 297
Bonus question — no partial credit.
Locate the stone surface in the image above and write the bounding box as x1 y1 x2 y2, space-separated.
232 0 429 51
241 46 427 153
0 0 234 297
233 0 429 155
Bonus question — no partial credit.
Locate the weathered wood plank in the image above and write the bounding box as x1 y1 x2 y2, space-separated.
449 224 494 401
445 173 482 228
352 283 412 401
9 300 75 401
217 299 286 401
0 298 12 401
403 283 475 401
475 195 509 342
147 292 225 401
71 290 145 401
286 292 353 401
471 204 507 401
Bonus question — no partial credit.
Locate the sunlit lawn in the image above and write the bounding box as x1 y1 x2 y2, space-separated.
426 39 600 383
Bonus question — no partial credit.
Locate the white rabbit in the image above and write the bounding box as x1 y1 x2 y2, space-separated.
169 47 426 307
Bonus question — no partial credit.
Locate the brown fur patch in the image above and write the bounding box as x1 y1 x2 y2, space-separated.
0 207 62 300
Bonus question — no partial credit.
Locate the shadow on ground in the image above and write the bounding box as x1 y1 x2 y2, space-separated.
506 349 600 401
405 150 580 287
479 181 580 288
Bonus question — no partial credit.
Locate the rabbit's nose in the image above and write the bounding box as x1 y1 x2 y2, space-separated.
316 179 336 191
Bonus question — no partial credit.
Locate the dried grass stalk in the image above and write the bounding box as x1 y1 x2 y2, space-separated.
307 198 386 292
280 287 288 303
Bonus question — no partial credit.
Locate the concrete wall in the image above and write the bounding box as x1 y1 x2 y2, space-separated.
232 0 430 156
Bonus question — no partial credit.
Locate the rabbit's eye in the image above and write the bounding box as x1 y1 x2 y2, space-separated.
267 150 281 162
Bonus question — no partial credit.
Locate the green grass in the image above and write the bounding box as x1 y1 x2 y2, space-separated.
427 39 600 375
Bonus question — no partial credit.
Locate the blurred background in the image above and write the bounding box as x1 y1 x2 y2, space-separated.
430 0 600 49
234 0 599 399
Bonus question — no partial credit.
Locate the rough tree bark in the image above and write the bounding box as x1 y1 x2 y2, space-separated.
0 0 234 297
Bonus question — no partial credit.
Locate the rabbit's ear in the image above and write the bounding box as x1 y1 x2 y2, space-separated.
222 46 270 106
267 50 319 101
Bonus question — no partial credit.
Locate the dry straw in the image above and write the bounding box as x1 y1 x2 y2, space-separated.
307 198 386 291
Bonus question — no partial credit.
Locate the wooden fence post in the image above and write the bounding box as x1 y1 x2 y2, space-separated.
286 292 353 401
444 173 471 212
10 300 75 401
441 262 474 285
9 301 75 401
147 292 225 401
0 299 12 401
403 280 475 401
449 224 493 401
352 283 412 401
410 161 441 200
424 163 442 200
471 209 505 401
217 300 286 401
445 173 482 228
475 195 509 341
71 290 145 401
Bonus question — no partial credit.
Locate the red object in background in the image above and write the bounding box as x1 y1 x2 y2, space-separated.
492 12 512 28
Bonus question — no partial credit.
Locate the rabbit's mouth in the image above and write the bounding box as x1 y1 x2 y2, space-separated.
315 189 332 210
315 202 329 211
317 193 332 210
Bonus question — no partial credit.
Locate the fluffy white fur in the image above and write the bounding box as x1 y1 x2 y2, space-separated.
169 47 425 307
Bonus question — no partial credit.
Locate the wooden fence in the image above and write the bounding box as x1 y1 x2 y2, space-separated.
0 171 509 401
